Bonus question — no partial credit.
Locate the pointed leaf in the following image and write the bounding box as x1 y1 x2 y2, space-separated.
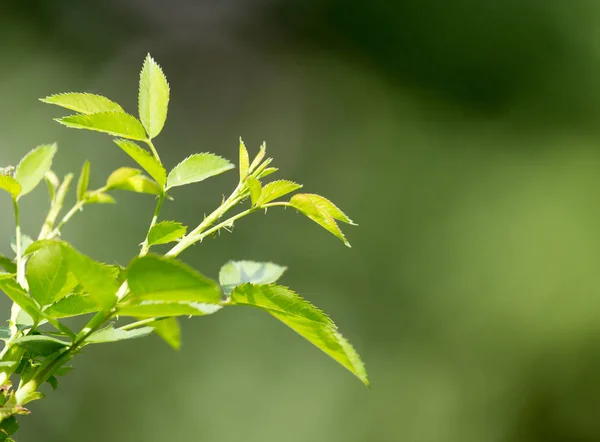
127 255 221 304
151 317 181 350
40 93 124 115
148 221 187 246
258 167 278 179
13 335 68 357
257 180 302 206
77 161 90 202
87 326 154 344
230 284 368 385
56 112 147 141
14 144 57 197
26 243 77 307
219 261 287 295
249 141 266 173
139 54 170 138
118 301 221 318
291 193 355 225
239 138 250 180
0 255 16 274
85 191 115 204
0 175 21 199
166 153 234 190
113 139 166 188
247 177 262 207
44 294 101 319
106 167 161 195
0 279 42 322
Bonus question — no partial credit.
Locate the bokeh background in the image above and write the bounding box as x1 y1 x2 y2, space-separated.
2 0 600 441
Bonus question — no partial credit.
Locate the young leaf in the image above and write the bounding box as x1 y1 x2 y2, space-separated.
85 192 116 204
249 141 266 173
166 153 234 190
219 261 287 295
0 279 42 323
106 167 161 195
247 177 262 207
229 284 368 385
256 180 302 206
14 144 58 197
0 273 14 282
0 175 21 199
257 167 278 179
0 255 16 274
24 239 66 257
11 234 34 256
113 139 166 188
151 317 181 350
139 54 170 139
13 335 69 357
126 255 222 304
40 93 124 115
239 138 250 180
147 221 187 246
288 194 354 247
77 160 91 202
56 112 147 141
118 301 221 318
44 170 60 201
26 242 77 307
44 294 101 319
87 326 154 344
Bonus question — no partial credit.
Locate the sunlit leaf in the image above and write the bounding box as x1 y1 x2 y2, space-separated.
147 221 187 246
247 177 262 207
13 335 69 357
14 144 58 197
84 191 116 204
256 180 302 206
0 175 21 199
239 138 250 180
56 112 147 141
40 93 124 115
249 141 266 173
0 279 41 322
139 54 170 139
44 294 100 319
113 139 166 188
166 153 234 190
77 160 90 202
87 326 154 344
151 317 181 350
106 167 161 195
219 261 286 296
26 242 77 307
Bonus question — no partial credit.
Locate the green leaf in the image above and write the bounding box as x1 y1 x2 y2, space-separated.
0 256 16 274
126 255 222 304
257 167 278 179
147 221 187 246
0 327 11 340
219 261 287 295
106 167 161 195
166 153 234 190
0 175 21 199
13 335 69 357
139 54 170 139
0 279 42 322
77 161 90 202
113 139 166 188
249 141 266 173
256 180 302 206
14 144 58 197
151 317 181 350
44 294 100 319
11 234 33 256
40 93 124 114
0 274 14 282
26 242 77 307
56 112 147 141
84 191 115 204
288 194 354 247
118 301 221 318
247 177 262 207
239 138 250 180
230 284 368 385
87 326 154 344
24 239 66 256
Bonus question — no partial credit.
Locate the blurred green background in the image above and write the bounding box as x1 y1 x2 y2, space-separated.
3 0 600 440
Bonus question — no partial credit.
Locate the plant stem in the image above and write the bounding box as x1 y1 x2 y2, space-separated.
38 174 74 240
145 139 161 163
139 194 165 256
119 317 168 331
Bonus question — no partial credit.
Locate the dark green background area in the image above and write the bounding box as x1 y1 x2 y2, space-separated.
2 1 600 440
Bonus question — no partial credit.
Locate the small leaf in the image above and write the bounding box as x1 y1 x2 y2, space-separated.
77 161 90 202
151 317 181 350
0 255 16 274
230 284 368 385
239 138 250 180
24 239 65 256
44 294 100 319
139 54 170 139
0 175 21 199
258 167 278 179
11 234 34 256
106 167 161 195
56 112 147 141
148 221 187 246
126 255 222 304
87 326 154 344
85 192 115 204
13 335 69 357
166 153 234 190
26 242 77 307
289 194 354 247
256 180 302 206
118 301 221 318
0 279 41 323
219 261 287 296
249 141 266 173
44 170 60 201
113 139 166 188
14 144 58 197
247 177 262 207
40 93 124 115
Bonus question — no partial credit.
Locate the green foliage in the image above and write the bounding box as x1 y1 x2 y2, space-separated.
0 53 365 439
